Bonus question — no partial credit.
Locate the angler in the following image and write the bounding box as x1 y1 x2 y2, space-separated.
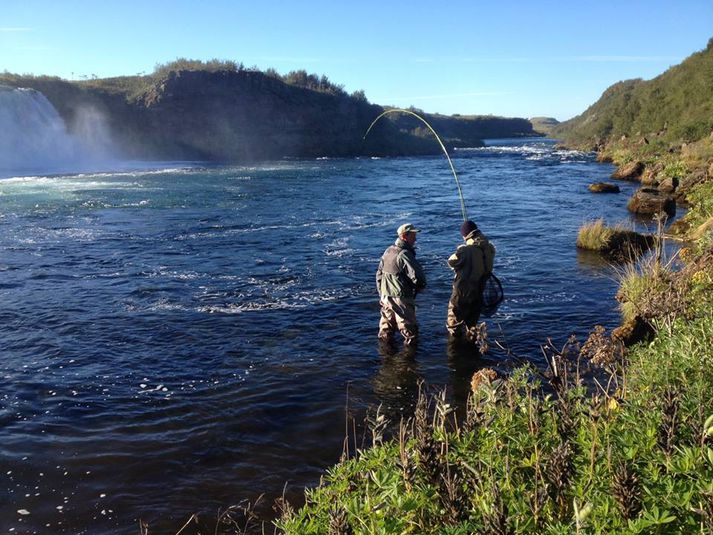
446 219 496 341
376 223 427 348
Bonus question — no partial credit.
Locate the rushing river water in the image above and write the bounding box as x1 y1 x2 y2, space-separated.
1 139 656 533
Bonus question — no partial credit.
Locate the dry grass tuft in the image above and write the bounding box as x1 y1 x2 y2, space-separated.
577 219 615 250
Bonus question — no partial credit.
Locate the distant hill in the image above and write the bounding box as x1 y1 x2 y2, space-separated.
0 62 537 163
529 117 559 136
385 110 539 148
554 38 713 147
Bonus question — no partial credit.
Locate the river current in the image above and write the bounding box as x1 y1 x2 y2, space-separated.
1 139 647 532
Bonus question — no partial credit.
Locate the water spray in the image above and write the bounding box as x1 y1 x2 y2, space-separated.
363 108 468 221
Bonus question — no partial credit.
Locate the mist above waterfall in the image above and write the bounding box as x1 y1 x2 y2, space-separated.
0 85 118 177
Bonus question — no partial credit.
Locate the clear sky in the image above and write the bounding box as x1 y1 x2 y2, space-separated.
2 0 712 121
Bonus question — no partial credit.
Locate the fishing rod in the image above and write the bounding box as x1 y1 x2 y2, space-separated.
363 108 468 222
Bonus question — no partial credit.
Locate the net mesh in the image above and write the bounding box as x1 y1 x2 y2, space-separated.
481 274 504 317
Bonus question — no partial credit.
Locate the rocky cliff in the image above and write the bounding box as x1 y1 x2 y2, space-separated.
0 69 539 162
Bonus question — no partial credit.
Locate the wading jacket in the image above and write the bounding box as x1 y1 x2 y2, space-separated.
448 231 495 304
376 238 427 301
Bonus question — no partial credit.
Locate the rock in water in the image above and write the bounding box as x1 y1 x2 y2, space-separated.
627 188 676 218
588 182 620 193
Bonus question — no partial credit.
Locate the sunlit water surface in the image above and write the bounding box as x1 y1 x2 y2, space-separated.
0 140 663 532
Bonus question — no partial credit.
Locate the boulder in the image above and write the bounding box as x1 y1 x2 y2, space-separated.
627 188 676 218
612 316 655 346
611 161 644 181
658 176 679 193
640 162 664 187
588 182 620 193
605 230 655 261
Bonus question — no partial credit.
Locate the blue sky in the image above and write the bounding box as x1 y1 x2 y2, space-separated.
2 0 712 120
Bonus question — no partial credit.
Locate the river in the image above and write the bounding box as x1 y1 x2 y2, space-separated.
0 139 648 533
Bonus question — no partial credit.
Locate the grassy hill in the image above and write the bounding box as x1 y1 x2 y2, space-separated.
553 39 713 202
529 116 559 136
554 38 713 147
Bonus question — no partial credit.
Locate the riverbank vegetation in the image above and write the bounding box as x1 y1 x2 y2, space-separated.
275 196 712 533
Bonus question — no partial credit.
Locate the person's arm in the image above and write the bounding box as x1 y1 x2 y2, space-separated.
402 252 426 290
448 245 465 270
484 242 496 273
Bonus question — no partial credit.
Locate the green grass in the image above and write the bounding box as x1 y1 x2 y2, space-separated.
577 220 654 262
277 306 713 534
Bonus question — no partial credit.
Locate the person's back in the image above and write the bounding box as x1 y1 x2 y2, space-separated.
378 242 425 300
447 220 495 339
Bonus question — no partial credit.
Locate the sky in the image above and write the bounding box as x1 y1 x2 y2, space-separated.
1 0 712 121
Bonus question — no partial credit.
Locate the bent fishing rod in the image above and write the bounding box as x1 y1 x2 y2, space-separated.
362 108 468 222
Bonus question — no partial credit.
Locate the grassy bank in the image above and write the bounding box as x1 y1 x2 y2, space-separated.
275 183 713 534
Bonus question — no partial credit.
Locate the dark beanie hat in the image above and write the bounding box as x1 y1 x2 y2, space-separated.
460 220 478 238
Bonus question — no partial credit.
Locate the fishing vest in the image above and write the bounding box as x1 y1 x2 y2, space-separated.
377 240 427 300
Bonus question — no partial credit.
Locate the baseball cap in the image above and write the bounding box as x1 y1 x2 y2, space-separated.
397 223 420 236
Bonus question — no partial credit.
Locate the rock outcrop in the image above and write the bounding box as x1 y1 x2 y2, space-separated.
611 161 644 181
0 70 540 163
658 176 679 194
612 316 655 346
627 188 676 218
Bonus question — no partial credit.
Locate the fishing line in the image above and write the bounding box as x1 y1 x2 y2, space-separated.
363 108 468 221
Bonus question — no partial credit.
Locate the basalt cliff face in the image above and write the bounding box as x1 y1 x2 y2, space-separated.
1 69 539 163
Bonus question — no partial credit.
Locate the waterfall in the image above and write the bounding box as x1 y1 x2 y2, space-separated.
0 85 116 176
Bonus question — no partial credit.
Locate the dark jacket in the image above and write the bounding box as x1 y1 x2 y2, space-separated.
376 238 427 300
448 230 495 303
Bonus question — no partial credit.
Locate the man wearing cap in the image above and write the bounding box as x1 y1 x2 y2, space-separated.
446 220 495 340
376 223 427 347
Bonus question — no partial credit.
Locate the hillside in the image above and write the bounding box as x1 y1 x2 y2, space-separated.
0 64 537 163
386 111 539 147
553 38 713 203
529 116 559 136
554 38 713 146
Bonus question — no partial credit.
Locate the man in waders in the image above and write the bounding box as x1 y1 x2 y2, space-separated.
446 220 495 341
376 223 427 347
